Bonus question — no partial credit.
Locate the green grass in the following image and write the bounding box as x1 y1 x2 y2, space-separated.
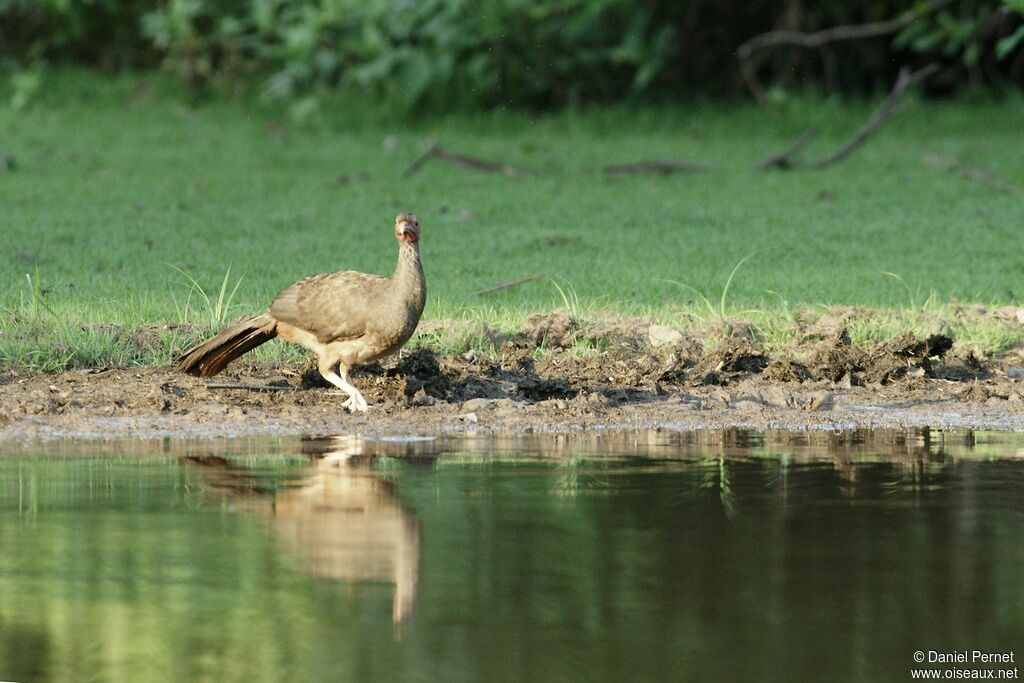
2 70 1023 370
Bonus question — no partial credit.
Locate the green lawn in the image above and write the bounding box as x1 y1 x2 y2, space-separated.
2 71 1023 370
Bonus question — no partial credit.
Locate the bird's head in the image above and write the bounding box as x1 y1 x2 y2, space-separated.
395 212 420 243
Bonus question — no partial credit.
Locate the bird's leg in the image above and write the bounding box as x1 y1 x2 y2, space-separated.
318 359 368 413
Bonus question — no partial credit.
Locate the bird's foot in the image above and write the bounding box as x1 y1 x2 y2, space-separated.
342 393 369 413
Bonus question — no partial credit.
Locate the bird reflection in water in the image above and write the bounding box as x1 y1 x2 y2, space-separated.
183 434 426 623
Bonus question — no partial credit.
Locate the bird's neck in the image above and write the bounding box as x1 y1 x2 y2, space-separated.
392 241 425 303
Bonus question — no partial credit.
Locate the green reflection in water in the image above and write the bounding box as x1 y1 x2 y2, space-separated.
1 430 1023 683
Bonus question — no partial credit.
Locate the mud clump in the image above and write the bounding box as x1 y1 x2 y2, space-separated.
793 330 955 386
763 359 811 383
803 329 867 383
935 351 988 382
387 348 451 400
886 334 954 359
523 311 578 348
692 339 768 385
863 333 954 384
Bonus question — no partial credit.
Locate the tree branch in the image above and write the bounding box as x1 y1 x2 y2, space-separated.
809 63 939 169
403 140 523 177
603 160 713 175
737 0 954 106
756 64 939 171
754 128 817 170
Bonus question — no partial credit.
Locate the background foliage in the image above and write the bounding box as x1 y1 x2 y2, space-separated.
1 1 1022 111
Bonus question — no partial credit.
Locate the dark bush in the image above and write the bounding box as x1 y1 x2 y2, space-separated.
0 0 153 68
2 0 1021 110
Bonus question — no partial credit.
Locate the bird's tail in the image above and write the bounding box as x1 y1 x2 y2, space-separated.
176 314 278 377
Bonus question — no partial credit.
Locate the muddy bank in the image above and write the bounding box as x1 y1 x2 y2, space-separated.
2 314 1024 441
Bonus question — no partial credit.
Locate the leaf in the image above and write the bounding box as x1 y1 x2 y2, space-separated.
9 69 41 112
396 52 433 110
996 25 1024 60
912 30 946 52
893 21 925 49
1003 0 1024 15
964 41 980 65
288 95 319 122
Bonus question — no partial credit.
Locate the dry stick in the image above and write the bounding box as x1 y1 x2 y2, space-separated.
402 140 440 176
809 63 939 169
754 128 818 170
403 140 522 177
434 146 522 176
959 166 1022 195
473 274 545 296
924 154 1022 195
206 383 297 392
603 160 712 175
736 0 954 106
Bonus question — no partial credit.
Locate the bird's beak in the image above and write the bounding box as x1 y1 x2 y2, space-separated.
397 222 418 241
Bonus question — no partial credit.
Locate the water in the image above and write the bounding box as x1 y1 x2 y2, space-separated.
1 430 1022 683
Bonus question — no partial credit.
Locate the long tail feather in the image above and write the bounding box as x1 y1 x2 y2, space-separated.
177 314 278 377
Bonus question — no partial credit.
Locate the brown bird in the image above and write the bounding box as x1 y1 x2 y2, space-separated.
176 212 426 412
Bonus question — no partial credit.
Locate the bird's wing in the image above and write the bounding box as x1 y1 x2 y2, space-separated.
268 271 389 343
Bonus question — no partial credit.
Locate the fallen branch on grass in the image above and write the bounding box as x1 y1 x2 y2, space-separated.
473 274 545 296
603 160 713 175
737 0 953 106
754 129 817 170
403 140 523 177
758 64 939 171
923 154 1022 195
809 64 939 169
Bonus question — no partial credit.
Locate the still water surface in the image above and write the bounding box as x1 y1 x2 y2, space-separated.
1 430 1022 682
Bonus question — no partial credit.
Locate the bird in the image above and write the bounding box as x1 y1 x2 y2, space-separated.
176 212 426 412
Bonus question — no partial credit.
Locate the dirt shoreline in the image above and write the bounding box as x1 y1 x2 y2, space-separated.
3 360 1024 442
3 314 1024 441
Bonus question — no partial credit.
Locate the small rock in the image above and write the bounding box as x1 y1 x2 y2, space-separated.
411 389 436 407
648 324 683 347
1008 367 1024 379
23 402 46 415
462 398 495 411
802 391 835 412
758 386 792 408
730 398 765 412
497 381 518 395
1016 309 1024 325
492 398 521 410
457 412 478 423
